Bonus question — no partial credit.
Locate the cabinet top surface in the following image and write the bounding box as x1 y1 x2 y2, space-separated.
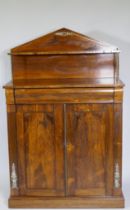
4 79 124 89
10 28 119 55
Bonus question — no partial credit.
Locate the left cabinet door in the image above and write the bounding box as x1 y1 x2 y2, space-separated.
16 104 65 196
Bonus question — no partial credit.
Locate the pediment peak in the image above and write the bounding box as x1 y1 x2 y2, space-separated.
10 28 119 55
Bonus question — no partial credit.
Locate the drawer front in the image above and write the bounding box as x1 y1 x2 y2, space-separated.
15 88 114 104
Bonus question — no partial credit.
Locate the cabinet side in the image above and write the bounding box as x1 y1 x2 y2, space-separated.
5 88 19 196
114 53 119 83
113 87 124 198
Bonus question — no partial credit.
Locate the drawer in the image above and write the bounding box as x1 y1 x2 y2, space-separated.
15 88 114 104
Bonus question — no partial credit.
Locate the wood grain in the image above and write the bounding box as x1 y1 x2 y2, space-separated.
15 88 114 104
5 89 15 104
4 78 124 89
9 195 124 208
11 28 119 54
16 104 65 196
66 104 113 196
4 28 124 208
7 105 19 196
12 54 114 81
113 104 122 196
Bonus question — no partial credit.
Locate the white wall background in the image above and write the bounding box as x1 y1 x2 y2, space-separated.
0 0 130 209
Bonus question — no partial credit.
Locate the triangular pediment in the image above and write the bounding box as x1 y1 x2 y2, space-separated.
11 28 119 55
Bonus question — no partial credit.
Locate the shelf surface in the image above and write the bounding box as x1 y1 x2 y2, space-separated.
4 78 124 89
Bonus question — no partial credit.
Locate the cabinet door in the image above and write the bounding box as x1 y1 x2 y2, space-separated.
16 104 64 196
66 104 114 196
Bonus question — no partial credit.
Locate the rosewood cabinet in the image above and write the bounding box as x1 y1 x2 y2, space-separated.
4 28 124 208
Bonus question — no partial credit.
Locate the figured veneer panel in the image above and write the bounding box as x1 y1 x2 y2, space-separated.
16 104 65 196
12 54 114 82
66 104 114 196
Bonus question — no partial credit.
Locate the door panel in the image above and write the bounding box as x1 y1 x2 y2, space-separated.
66 104 114 196
16 104 64 196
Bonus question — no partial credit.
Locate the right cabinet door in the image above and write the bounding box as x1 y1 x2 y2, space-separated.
66 104 114 196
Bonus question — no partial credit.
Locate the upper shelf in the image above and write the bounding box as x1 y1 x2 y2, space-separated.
9 28 121 87
10 28 119 55
4 78 124 89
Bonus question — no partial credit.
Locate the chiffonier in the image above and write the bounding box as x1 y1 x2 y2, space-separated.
4 28 124 208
